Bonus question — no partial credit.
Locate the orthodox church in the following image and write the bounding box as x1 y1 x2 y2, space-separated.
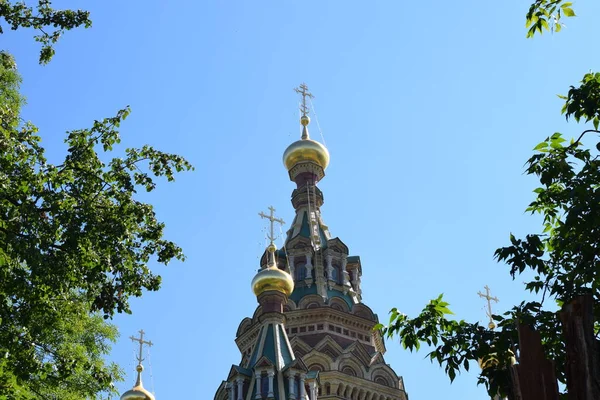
119 85 409 400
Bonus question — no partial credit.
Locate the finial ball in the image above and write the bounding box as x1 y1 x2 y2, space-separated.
136 364 144 373
267 243 277 253
300 115 310 126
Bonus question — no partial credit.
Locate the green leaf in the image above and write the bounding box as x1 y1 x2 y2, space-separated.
534 141 548 151
562 7 575 17
554 23 562 33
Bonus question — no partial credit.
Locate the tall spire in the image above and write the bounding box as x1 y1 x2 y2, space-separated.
294 83 314 140
120 330 155 400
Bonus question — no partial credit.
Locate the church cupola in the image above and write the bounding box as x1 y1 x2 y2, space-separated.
251 243 294 312
121 330 155 400
283 84 330 187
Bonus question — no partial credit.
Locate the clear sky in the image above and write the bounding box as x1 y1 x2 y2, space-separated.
5 0 600 398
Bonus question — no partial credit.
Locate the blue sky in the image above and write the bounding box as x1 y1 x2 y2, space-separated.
5 0 600 398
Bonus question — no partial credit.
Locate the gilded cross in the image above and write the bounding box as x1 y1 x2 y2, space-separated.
259 206 285 245
478 285 499 329
294 83 314 117
130 329 153 364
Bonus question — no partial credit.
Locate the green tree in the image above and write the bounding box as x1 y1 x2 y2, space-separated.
0 0 91 64
0 1 193 397
380 3 600 399
0 297 123 399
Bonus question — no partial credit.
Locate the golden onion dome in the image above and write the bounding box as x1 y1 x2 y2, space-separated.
283 116 330 171
251 244 294 297
121 365 155 400
121 387 155 400
477 349 516 370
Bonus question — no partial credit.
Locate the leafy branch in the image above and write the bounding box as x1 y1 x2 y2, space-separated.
526 0 575 37
0 0 92 64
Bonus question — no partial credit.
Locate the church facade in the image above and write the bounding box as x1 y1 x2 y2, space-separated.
212 85 409 400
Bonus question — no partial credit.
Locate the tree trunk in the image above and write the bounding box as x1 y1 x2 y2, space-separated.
511 324 559 400
559 295 600 400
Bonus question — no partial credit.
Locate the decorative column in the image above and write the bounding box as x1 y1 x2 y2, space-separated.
287 371 296 399
227 382 234 400
236 377 244 400
342 270 351 294
351 269 358 288
326 255 333 280
309 380 317 400
299 373 306 399
254 372 262 400
342 255 350 294
267 370 275 399
305 254 313 279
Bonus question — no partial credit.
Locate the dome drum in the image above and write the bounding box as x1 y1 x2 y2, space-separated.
288 162 325 184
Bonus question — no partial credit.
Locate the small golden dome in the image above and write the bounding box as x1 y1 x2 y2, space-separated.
252 266 294 297
120 387 155 400
478 349 516 370
283 139 330 171
283 114 329 172
121 365 155 400
251 244 294 297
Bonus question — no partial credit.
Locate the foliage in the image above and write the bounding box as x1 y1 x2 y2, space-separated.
381 10 600 398
0 0 91 64
526 1 576 37
0 299 123 399
0 47 192 397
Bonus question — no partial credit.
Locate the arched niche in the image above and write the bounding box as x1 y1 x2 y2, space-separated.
235 317 253 337
298 294 325 309
329 297 350 313
352 303 376 321
337 356 364 378
341 365 357 376
302 351 333 371
251 306 263 323
369 364 399 388
307 363 325 372
286 298 297 311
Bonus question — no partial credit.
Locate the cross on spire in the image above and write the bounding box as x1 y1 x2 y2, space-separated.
477 285 499 329
130 329 153 365
294 83 314 117
259 206 285 245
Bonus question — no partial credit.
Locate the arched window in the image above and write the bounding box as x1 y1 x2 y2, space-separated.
295 262 306 280
342 366 357 376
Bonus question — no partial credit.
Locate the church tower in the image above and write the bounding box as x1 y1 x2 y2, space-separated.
215 85 408 400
